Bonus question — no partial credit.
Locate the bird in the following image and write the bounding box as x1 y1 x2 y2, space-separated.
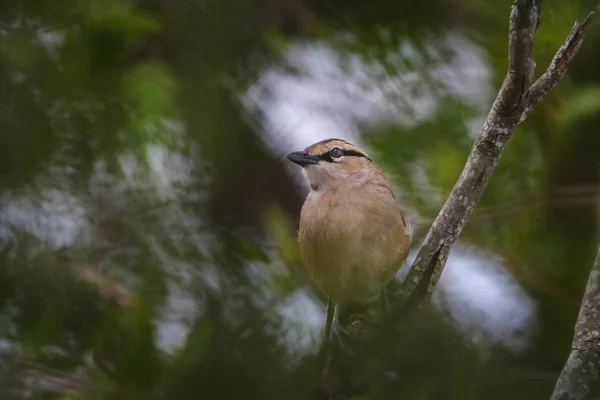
286 138 412 358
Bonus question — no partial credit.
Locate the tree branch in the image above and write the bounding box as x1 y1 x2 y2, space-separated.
311 1 594 398
396 3 594 311
396 0 542 309
550 246 600 400
521 12 595 123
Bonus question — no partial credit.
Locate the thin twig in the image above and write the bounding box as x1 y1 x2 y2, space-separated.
550 247 600 400
521 12 595 123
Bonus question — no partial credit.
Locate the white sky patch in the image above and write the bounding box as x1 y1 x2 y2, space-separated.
102 142 197 202
0 189 91 254
0 140 198 250
243 31 491 192
156 281 201 354
146 144 197 200
37 29 64 61
397 244 538 353
431 245 538 352
276 289 324 355
243 31 491 159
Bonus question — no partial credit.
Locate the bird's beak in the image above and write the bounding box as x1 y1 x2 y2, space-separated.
286 151 319 167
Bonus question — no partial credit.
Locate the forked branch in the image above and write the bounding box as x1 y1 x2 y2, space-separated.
395 4 594 311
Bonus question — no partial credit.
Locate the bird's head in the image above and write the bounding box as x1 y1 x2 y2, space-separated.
286 138 375 191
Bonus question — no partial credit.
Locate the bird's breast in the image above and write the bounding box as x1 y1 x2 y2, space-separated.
298 187 410 305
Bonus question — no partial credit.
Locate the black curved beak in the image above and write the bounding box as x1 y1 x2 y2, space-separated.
286 151 319 167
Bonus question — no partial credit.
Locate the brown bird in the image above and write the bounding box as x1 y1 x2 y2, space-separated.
287 138 412 355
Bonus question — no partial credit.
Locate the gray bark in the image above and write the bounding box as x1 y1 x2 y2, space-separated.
396 5 594 310
396 0 543 307
550 247 600 400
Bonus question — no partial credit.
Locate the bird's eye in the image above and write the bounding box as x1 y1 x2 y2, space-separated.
330 147 343 158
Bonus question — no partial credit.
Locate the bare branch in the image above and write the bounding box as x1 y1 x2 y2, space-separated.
396 0 544 308
396 3 595 309
550 247 600 400
520 12 595 123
